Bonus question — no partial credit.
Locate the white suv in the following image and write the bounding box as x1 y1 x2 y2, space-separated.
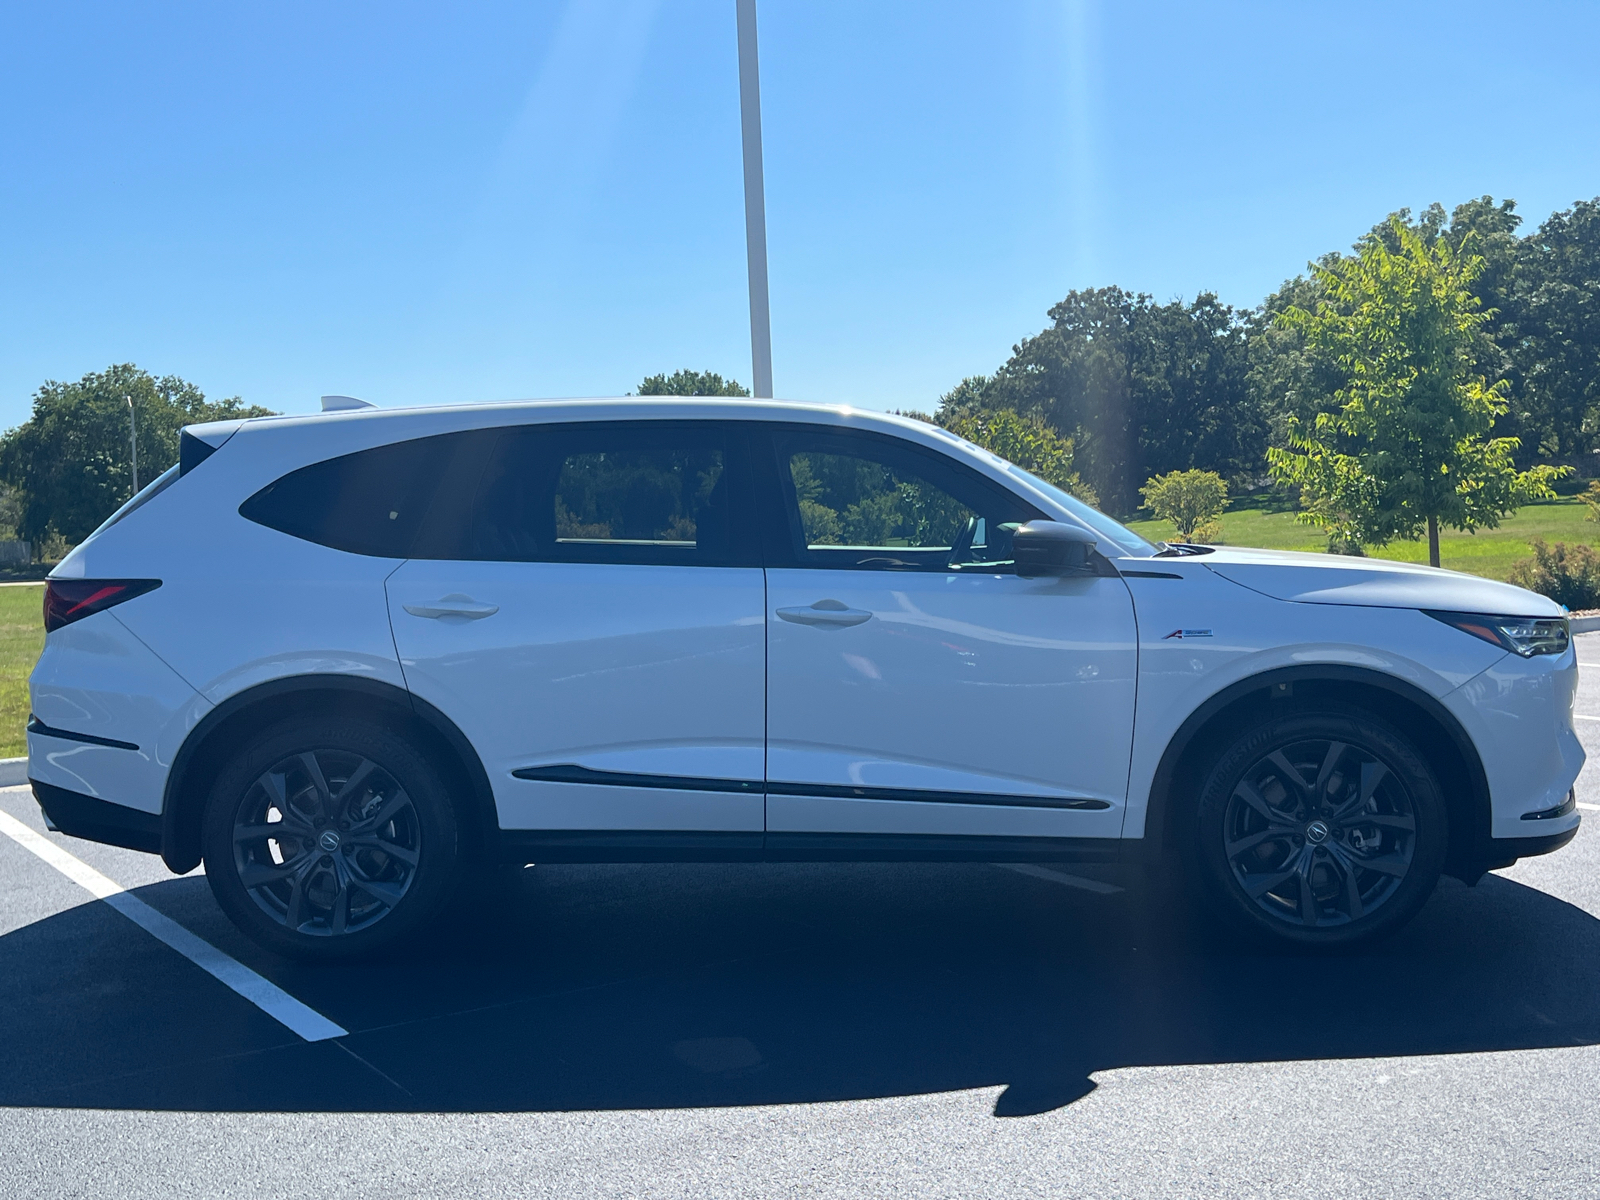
27 399 1583 958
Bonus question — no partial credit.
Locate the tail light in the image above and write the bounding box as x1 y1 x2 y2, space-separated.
43 579 162 633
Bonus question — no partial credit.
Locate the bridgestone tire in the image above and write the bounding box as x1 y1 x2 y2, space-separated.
202 716 461 961
1189 707 1446 949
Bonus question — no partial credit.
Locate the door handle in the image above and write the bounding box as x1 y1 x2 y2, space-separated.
776 600 873 629
403 594 500 620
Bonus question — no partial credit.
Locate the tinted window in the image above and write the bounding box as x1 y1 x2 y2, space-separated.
463 422 751 565
767 428 1040 571
240 432 486 558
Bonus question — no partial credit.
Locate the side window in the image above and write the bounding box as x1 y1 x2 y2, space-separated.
239 431 485 558
465 422 750 565
770 429 1041 571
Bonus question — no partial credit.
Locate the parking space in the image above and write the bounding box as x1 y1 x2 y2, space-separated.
2 642 1600 1195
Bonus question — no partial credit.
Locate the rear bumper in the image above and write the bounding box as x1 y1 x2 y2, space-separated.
32 779 162 854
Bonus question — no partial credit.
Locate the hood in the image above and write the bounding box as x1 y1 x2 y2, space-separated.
1200 546 1561 617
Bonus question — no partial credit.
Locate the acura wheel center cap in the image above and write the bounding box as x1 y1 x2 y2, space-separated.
1304 820 1330 845
318 829 342 853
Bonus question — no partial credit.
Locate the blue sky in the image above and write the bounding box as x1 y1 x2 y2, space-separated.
2 1 1598 425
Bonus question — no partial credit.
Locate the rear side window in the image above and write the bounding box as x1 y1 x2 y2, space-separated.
240 432 487 558
462 422 752 566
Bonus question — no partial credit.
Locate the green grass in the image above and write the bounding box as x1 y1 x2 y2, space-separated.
0 585 42 758
1127 496 1600 582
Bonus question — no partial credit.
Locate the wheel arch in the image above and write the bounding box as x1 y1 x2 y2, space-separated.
1141 664 1493 884
160 675 497 874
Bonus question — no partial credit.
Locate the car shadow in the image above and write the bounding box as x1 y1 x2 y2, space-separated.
2 861 1597 1117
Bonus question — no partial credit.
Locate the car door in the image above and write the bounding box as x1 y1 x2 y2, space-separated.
758 423 1138 847
386 420 767 845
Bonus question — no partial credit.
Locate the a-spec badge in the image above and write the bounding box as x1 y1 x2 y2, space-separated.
1163 628 1213 639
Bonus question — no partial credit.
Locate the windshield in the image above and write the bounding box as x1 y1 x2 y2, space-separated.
1002 464 1158 557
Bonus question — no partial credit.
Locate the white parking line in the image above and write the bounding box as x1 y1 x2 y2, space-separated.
0 808 346 1042
1574 714 1600 722
995 862 1124 894
1579 803 1600 813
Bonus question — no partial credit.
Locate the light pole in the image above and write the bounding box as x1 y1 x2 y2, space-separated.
127 395 138 494
736 0 774 399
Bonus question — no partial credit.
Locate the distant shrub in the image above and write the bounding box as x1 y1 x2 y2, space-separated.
1581 480 1600 523
1141 469 1227 543
1507 538 1600 610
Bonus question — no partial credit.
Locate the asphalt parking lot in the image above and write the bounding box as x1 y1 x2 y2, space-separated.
3 652 1600 1198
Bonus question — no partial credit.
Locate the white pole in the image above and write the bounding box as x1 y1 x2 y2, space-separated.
736 0 774 399
127 395 138 494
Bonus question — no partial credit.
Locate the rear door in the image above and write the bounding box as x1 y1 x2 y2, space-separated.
386 420 768 843
756 424 1138 847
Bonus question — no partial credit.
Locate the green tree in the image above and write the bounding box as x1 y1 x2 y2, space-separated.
1511 198 1600 461
0 364 272 546
964 288 1263 515
932 398 1098 505
636 369 750 397
1140 469 1228 542
1266 219 1564 567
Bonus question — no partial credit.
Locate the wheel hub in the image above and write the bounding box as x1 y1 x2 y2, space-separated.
317 829 342 852
1304 819 1330 845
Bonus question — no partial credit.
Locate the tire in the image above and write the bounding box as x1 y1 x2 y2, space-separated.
202 716 461 961
1188 707 1446 949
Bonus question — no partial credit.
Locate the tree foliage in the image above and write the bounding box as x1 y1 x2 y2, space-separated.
931 395 1097 505
949 289 1263 516
0 364 272 545
636 369 750 397
1265 219 1564 565
1140 469 1227 542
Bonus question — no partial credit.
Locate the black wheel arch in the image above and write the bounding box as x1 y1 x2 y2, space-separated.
160 674 497 874
1138 664 1494 884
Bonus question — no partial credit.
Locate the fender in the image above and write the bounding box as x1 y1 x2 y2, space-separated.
160 673 497 873
1137 663 1492 872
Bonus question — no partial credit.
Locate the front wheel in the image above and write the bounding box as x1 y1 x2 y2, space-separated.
202 717 461 960
1190 708 1447 948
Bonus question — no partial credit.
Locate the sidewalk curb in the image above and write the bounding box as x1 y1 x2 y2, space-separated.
0 757 27 788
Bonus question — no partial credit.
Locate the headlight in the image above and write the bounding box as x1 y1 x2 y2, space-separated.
1424 610 1570 658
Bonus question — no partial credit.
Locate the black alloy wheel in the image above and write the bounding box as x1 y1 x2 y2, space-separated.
203 717 461 960
1192 709 1446 947
232 750 421 937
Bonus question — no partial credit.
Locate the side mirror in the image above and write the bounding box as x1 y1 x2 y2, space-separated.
1013 520 1098 578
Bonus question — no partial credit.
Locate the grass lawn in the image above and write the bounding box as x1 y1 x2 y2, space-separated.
0 584 42 758
1127 495 1600 581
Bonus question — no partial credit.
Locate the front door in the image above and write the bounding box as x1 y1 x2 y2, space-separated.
387 420 767 840
758 425 1138 846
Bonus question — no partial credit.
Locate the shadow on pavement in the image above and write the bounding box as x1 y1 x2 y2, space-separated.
2 861 1597 1116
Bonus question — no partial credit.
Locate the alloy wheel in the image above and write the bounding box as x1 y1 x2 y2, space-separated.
1223 737 1417 928
231 749 421 937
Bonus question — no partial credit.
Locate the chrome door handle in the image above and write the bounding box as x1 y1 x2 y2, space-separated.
403 594 500 620
776 600 873 629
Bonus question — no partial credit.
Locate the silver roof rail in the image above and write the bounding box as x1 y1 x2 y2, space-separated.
321 395 375 412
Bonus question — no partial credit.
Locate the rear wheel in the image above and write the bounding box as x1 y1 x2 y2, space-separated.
1190 708 1446 948
202 717 461 960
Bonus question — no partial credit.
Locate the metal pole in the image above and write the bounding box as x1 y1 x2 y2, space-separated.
127 395 138 494
736 0 774 399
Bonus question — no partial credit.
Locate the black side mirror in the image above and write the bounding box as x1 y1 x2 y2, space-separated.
1013 520 1098 578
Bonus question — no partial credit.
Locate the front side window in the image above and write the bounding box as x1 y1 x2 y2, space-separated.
770 429 1040 571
